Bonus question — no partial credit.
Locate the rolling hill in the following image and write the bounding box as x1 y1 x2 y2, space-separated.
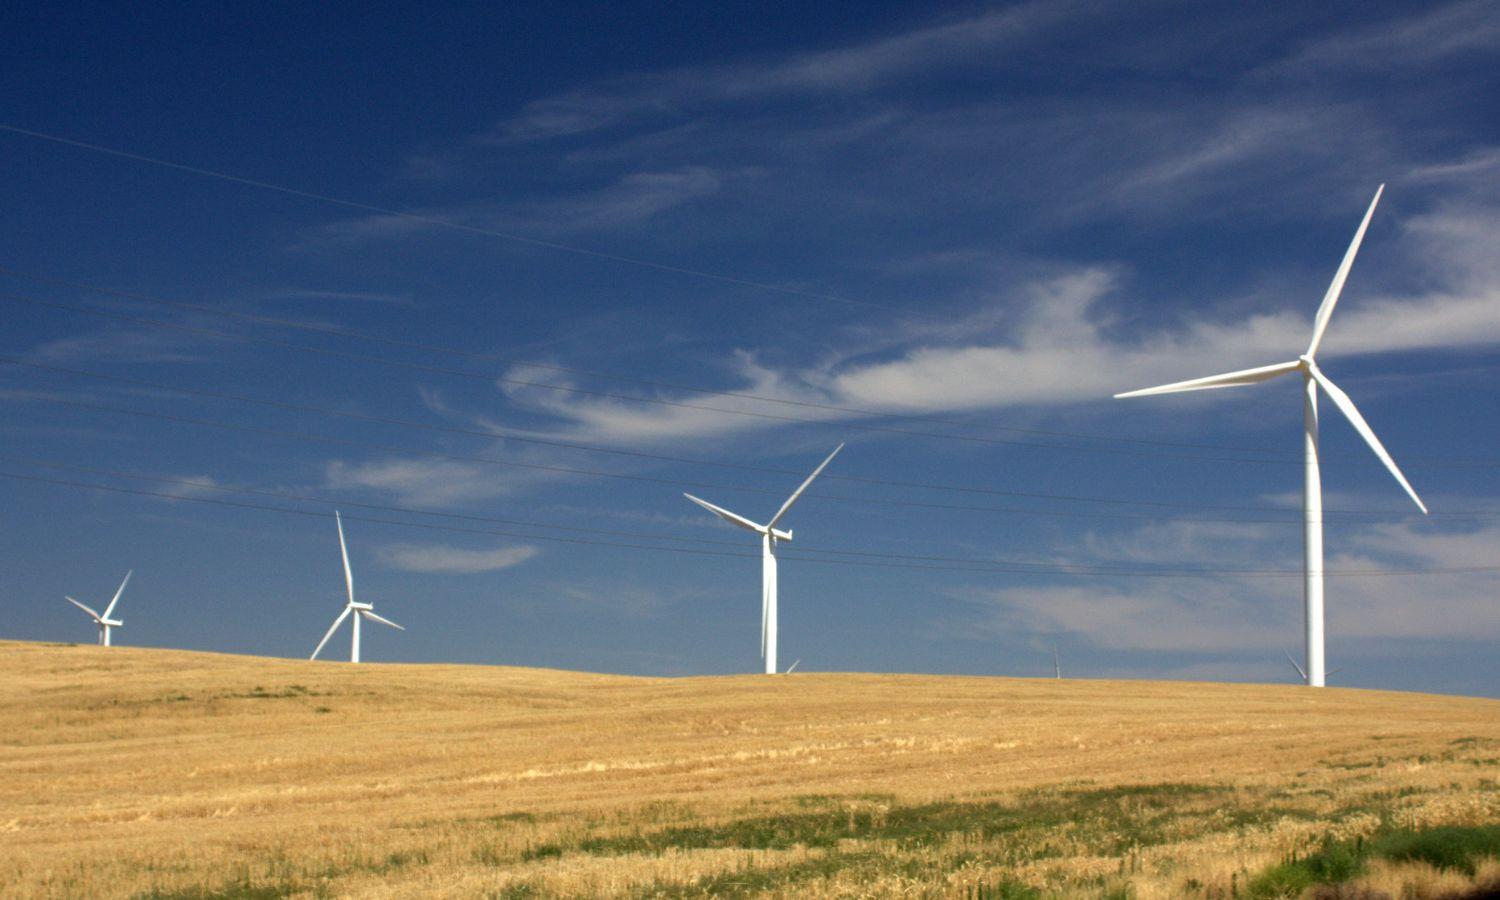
2 640 1498 898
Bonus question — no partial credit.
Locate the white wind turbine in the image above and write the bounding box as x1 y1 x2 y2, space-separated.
310 511 404 663
684 443 843 675
65 571 131 646
1116 185 1427 687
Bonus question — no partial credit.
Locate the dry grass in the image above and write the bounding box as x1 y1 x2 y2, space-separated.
2 640 1498 899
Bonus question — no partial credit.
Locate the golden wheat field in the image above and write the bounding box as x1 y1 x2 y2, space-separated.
2 640 1499 899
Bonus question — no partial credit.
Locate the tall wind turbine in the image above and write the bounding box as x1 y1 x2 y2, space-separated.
65 571 131 646
311 511 404 663
1116 186 1427 687
684 444 843 675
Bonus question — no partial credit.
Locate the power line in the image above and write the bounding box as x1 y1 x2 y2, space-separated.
4 468 1493 579
8 289 1483 474
7 263 1491 468
0 455 1364 574
2 262 1425 465
0 123 912 316
20 393 1468 526
1 290 1304 465
11 356 1473 519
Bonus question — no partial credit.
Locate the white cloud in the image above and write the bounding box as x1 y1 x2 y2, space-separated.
489 350 839 446
959 521 1500 653
496 230 1500 446
325 458 512 507
380 542 538 574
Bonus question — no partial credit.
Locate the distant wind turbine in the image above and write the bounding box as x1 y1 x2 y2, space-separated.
1116 186 1427 688
65 571 131 646
311 511 404 663
684 444 843 675
1284 649 1342 683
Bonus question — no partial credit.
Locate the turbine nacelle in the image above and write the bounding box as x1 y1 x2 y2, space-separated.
349 601 374 611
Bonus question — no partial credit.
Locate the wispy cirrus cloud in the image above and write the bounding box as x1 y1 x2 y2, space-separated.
485 1 1079 144
259 288 415 307
307 165 731 247
26 319 219 366
1264 0 1500 75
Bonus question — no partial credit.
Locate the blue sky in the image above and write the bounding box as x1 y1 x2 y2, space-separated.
2 1 1497 695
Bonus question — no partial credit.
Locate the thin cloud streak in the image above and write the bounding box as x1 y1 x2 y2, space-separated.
380 542 538 574
485 1 1079 143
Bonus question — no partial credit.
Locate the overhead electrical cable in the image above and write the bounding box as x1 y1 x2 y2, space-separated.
3 468 1493 580
0 454 1414 574
0 123 912 316
6 290 1483 473
0 290 1308 465
9 356 1474 519
13 393 1492 525
5 263 1490 467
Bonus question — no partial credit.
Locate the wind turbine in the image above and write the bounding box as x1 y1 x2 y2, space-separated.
684 443 843 675
311 511 404 663
1116 186 1427 687
1284 649 1342 683
64 571 131 646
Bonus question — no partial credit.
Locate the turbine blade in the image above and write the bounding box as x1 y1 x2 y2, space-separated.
767 443 844 530
1307 185 1384 359
683 493 765 533
102 570 132 620
360 609 405 631
1114 361 1301 398
785 659 800 674
65 596 102 621
1283 648 1308 683
1307 365 1427 513
336 511 356 604
311 607 352 660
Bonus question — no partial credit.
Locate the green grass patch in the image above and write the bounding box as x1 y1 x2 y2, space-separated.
522 783 1230 861
1246 823 1500 897
1375 824 1500 876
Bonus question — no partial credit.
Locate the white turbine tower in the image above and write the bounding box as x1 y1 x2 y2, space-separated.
1116 186 1427 687
65 571 131 646
311 511 404 663
684 443 843 675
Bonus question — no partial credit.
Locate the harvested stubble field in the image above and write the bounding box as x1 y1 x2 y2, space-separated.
2 641 1499 899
